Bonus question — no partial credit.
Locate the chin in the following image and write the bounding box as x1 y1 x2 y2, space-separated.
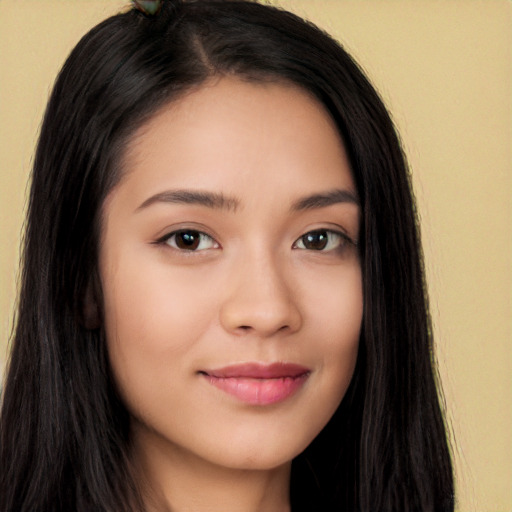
197 427 318 473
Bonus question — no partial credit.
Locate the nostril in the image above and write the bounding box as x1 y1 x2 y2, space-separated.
221 293 302 336
237 324 290 333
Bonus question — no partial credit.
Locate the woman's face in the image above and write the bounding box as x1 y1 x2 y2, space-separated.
99 77 362 472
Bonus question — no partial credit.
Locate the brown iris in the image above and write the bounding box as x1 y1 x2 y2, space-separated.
301 230 329 250
174 230 201 250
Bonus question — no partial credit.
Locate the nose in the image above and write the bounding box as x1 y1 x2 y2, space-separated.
219 251 303 338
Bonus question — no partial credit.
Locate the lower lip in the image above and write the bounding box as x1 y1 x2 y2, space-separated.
203 374 309 405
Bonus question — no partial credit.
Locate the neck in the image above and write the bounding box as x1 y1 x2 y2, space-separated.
131 423 292 512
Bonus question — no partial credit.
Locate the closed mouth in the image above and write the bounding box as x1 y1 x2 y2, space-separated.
200 362 310 405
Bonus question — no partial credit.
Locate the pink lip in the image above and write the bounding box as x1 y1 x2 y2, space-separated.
201 363 310 406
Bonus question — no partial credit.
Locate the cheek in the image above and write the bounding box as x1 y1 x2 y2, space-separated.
99 251 217 408
103 266 206 350
305 260 363 338
304 264 362 397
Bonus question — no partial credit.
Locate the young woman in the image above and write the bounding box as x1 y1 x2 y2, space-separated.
0 0 454 510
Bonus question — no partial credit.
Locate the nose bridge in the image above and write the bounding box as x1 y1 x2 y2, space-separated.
219 244 302 337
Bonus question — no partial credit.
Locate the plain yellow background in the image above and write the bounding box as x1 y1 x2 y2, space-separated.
0 1 510 511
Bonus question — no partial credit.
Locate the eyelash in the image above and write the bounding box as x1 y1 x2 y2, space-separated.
292 229 355 252
157 228 356 253
158 230 219 252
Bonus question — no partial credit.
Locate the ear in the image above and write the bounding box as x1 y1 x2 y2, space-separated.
82 277 101 330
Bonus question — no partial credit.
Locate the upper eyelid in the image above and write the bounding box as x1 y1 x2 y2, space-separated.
158 229 220 253
296 227 357 244
166 230 216 241
293 228 356 248
155 226 218 244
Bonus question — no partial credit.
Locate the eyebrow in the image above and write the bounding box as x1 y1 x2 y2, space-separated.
136 189 240 212
291 189 359 211
135 187 359 214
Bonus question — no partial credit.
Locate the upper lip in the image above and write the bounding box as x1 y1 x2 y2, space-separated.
202 362 310 379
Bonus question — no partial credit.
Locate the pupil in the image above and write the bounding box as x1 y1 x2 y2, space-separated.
304 231 328 250
176 231 200 250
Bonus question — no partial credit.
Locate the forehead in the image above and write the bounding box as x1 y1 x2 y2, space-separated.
114 76 355 209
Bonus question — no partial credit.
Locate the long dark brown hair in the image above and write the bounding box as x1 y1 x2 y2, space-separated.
0 1 454 510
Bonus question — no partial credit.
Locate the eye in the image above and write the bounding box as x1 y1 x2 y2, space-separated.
293 229 351 252
163 230 219 251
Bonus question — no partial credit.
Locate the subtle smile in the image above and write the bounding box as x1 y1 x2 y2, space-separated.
200 363 311 406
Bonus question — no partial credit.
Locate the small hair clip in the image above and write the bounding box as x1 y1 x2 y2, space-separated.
133 0 164 16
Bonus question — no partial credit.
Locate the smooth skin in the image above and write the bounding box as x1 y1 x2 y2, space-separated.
98 77 363 512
